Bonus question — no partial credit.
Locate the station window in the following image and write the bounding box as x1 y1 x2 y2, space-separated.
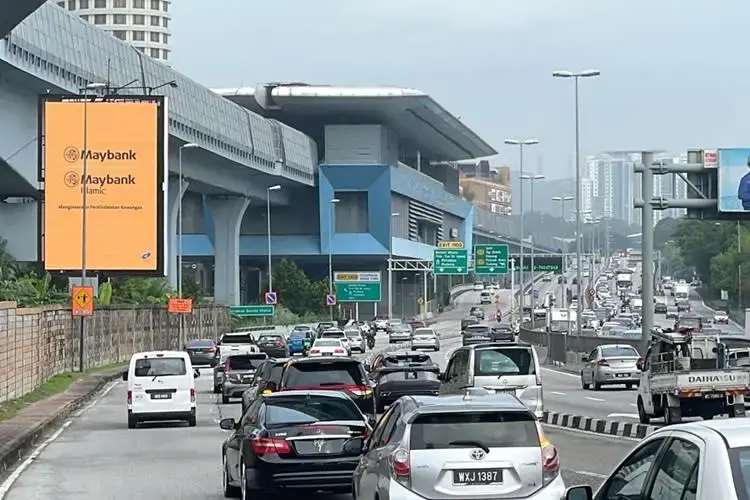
334 191 369 233
416 220 438 246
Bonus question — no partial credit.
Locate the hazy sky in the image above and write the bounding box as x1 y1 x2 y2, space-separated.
171 0 746 178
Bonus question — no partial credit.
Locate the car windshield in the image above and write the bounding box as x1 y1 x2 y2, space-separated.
678 318 700 328
187 339 214 348
221 334 255 345
264 395 362 428
227 356 265 370
600 346 639 358
134 357 187 377
474 348 535 376
283 362 364 387
314 339 341 347
409 411 539 450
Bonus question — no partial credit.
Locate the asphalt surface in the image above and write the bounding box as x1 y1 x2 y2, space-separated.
0 281 628 499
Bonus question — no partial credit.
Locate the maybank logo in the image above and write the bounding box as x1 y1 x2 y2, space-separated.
63 147 137 163
83 174 136 186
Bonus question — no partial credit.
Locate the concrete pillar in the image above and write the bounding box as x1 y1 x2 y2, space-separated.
167 177 190 290
207 196 250 305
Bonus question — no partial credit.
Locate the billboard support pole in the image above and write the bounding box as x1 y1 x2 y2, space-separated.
639 152 655 356
78 93 91 373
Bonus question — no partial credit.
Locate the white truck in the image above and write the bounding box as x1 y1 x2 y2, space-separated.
546 308 577 333
636 331 749 425
616 272 632 293
674 283 691 311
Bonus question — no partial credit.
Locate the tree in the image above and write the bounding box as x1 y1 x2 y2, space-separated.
272 259 326 316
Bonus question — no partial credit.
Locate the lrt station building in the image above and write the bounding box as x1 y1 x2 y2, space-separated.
191 84 497 318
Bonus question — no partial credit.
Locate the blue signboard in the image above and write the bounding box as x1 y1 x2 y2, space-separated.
718 148 750 212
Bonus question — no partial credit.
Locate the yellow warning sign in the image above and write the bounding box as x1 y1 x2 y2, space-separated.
71 285 94 317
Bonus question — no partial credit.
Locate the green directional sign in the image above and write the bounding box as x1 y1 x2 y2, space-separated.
334 271 382 302
508 255 564 274
474 244 509 275
229 305 274 317
433 248 469 275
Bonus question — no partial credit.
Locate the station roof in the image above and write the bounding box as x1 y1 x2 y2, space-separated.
213 84 497 162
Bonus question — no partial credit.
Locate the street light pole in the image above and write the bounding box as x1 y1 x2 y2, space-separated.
505 139 539 314
738 221 743 309
521 174 545 308
553 69 600 335
388 212 400 320
77 82 105 372
328 198 340 320
266 185 282 293
177 142 197 349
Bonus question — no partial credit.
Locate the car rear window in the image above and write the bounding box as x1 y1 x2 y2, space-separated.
466 325 490 334
259 335 282 342
283 362 365 387
413 329 436 336
290 332 306 339
409 411 539 450
384 354 431 366
314 339 341 347
474 348 535 376
265 395 363 428
600 346 639 358
227 356 265 370
187 339 214 347
134 357 186 377
345 330 360 337
321 331 345 338
221 334 255 344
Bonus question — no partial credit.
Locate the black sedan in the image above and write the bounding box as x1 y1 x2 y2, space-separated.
220 390 371 497
257 334 289 358
185 338 217 367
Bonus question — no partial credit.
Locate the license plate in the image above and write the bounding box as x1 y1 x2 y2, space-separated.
615 373 630 378
453 469 503 485
151 393 171 400
703 393 724 399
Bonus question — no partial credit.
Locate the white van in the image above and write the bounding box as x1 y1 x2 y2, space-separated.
122 350 199 429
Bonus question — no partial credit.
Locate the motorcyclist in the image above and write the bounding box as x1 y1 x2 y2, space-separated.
365 328 376 350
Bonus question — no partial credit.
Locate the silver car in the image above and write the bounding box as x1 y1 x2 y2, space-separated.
389 324 412 343
344 328 366 352
353 393 566 500
564 418 750 500
410 328 440 351
580 344 640 390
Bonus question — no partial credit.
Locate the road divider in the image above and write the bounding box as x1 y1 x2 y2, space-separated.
541 409 656 439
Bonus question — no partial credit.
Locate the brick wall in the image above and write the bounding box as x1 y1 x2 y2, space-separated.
0 301 231 403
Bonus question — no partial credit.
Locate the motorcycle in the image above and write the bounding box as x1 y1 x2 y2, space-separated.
366 334 376 350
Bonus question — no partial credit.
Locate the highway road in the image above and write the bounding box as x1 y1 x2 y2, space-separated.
0 278 630 498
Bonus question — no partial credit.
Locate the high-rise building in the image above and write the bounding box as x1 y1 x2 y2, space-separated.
457 160 512 216
56 0 171 62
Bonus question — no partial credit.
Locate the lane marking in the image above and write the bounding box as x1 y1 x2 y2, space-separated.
548 391 568 396
606 413 639 419
584 396 606 402
541 367 579 379
574 470 608 479
630 403 638 408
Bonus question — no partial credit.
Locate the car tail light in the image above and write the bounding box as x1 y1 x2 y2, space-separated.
390 448 410 485
251 437 291 456
597 359 609 366
334 348 345 354
224 359 232 372
190 388 196 403
205 346 216 353
127 390 132 404
539 431 560 484
310 349 320 354
344 385 372 396
276 340 284 347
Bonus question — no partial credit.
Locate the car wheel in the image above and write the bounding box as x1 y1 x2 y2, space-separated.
127 415 137 429
223 454 240 498
222 394 230 404
187 414 197 427
213 384 221 394
580 373 588 390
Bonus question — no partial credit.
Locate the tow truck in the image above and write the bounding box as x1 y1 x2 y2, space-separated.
636 329 749 425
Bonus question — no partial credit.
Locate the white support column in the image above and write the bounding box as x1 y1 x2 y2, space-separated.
207 196 250 306
167 177 190 290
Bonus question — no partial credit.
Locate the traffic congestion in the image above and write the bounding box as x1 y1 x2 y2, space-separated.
4 273 750 499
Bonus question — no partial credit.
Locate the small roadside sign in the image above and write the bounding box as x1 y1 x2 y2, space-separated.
168 297 193 314
264 291 278 305
230 305 274 317
438 241 464 249
71 285 94 317
326 294 337 306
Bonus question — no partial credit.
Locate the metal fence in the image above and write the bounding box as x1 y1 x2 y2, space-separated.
519 327 642 365
0 301 231 404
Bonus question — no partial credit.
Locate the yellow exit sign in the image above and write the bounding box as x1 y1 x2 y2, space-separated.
438 241 464 249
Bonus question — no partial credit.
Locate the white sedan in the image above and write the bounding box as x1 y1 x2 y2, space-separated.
714 311 730 324
308 339 347 357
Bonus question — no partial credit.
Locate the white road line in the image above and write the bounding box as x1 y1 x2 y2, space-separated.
541 367 579 379
584 396 606 402
606 413 639 419
630 403 638 408
541 423 640 442
548 391 567 396
574 470 608 479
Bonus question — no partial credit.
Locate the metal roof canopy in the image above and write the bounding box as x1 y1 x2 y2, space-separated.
214 84 497 162
0 0 45 39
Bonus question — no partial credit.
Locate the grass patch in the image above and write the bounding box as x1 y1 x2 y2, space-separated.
0 362 127 422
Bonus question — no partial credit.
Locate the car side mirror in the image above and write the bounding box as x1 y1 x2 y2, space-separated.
367 415 377 428
565 485 593 500
219 418 238 431
438 372 446 382
363 362 371 372
636 359 644 371
121 370 128 381
580 356 588 363
193 369 200 378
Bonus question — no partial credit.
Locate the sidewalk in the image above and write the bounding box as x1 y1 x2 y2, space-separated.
0 369 122 478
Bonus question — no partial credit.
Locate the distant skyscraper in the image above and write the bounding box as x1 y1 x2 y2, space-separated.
56 0 171 63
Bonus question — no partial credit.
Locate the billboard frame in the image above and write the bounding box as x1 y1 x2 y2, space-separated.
37 93 168 277
717 147 750 214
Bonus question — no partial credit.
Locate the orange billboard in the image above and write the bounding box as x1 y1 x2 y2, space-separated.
39 95 167 275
